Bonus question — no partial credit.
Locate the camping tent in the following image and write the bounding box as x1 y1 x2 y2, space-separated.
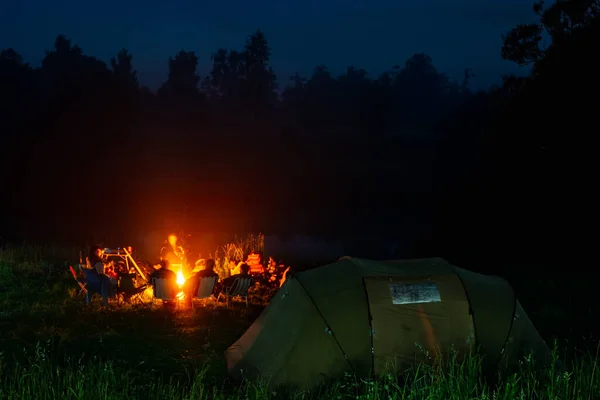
225 257 550 388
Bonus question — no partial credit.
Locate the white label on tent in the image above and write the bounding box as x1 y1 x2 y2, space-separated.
389 283 441 305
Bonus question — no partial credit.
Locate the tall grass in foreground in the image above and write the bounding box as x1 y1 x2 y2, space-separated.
0 341 598 400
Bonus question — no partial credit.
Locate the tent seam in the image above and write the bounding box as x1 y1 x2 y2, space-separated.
348 257 375 378
451 267 481 354
294 275 356 375
360 277 375 378
495 283 518 368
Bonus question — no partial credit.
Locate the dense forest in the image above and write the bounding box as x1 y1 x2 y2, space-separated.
0 0 597 266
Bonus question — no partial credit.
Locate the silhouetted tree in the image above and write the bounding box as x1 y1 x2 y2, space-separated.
0 49 39 238
158 51 201 107
203 30 277 126
289 65 339 134
111 48 139 92
241 29 278 121
430 0 599 263
392 54 459 132
203 48 244 116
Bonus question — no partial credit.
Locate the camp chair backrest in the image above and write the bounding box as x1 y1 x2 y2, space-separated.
195 276 217 299
119 273 137 293
227 276 253 297
152 277 178 300
81 268 102 287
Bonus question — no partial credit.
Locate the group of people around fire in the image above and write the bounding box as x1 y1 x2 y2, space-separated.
84 233 292 307
152 234 291 307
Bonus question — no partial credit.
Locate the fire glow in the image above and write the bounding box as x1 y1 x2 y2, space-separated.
175 269 186 300
176 270 185 287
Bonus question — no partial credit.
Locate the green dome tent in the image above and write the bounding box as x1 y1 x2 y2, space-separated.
225 257 550 388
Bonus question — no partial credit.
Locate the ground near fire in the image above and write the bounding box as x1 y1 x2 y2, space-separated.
0 236 598 400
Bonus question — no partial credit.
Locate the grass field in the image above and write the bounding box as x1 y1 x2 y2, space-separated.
0 245 598 399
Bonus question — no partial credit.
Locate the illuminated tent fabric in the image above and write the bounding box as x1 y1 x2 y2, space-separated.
224 257 550 389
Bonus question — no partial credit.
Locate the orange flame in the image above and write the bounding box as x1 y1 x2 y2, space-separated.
175 269 186 303
176 270 185 287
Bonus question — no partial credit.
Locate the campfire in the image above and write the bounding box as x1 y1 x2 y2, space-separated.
161 234 188 299
171 264 186 300
176 270 185 287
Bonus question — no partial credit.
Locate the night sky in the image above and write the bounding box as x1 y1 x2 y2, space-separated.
2 0 536 90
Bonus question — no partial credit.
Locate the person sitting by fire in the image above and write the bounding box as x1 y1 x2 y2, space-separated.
114 261 125 275
88 246 117 299
182 258 219 306
114 259 147 302
214 262 251 298
150 259 178 307
192 258 206 273
104 262 119 280
150 259 177 280
246 251 264 275
89 246 106 274
229 259 242 275
160 234 186 272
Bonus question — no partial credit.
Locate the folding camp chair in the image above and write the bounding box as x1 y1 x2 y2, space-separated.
217 276 253 308
118 273 148 305
69 265 88 296
151 277 180 307
191 276 218 310
81 268 113 306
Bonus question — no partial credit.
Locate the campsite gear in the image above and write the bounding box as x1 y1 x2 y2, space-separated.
217 276 253 308
118 273 148 304
225 257 552 389
151 277 180 307
191 276 218 310
81 268 112 306
103 247 148 282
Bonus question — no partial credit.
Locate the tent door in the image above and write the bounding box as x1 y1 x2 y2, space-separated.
363 275 475 375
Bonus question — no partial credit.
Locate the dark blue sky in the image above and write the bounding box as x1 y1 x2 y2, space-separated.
2 0 536 90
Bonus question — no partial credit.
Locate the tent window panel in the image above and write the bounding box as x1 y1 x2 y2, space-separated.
364 275 474 375
388 282 441 305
